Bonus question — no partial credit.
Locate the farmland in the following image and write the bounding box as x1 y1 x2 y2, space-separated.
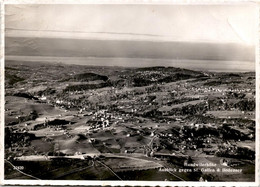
4 60 255 181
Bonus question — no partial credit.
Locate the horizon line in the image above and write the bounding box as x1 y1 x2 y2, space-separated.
5 55 255 73
5 55 255 63
5 29 254 46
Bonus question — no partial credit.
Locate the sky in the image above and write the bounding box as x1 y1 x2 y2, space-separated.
4 3 257 71
5 4 257 45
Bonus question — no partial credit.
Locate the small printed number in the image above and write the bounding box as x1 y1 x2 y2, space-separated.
14 166 24 170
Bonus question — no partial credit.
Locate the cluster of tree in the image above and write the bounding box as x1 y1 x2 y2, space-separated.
132 72 197 87
226 91 246 99
110 79 128 88
48 119 70 126
72 72 109 82
204 80 223 86
142 109 162 118
5 72 25 86
136 66 203 76
158 73 192 83
220 124 249 141
193 127 219 137
207 98 225 110
13 92 38 100
145 85 161 93
208 98 255 111
16 110 39 124
133 77 153 87
234 99 255 111
218 73 241 78
5 127 36 148
63 82 110 92
47 151 66 156
170 103 207 116
36 87 56 96
215 146 254 160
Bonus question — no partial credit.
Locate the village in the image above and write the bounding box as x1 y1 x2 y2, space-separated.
5 63 256 181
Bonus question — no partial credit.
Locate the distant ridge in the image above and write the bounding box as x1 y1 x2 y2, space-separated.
5 57 255 72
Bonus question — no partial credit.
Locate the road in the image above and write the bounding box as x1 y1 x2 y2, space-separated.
13 152 186 181
5 159 41 180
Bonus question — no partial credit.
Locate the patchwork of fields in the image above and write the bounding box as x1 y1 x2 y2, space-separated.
4 61 255 181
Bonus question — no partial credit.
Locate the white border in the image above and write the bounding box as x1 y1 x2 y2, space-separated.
0 1 5 186
0 0 259 186
255 3 260 186
1 0 258 4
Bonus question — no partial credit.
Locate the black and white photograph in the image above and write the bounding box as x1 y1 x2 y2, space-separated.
2 1 259 185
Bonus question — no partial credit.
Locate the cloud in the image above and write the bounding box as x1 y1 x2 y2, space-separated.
5 4 257 44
